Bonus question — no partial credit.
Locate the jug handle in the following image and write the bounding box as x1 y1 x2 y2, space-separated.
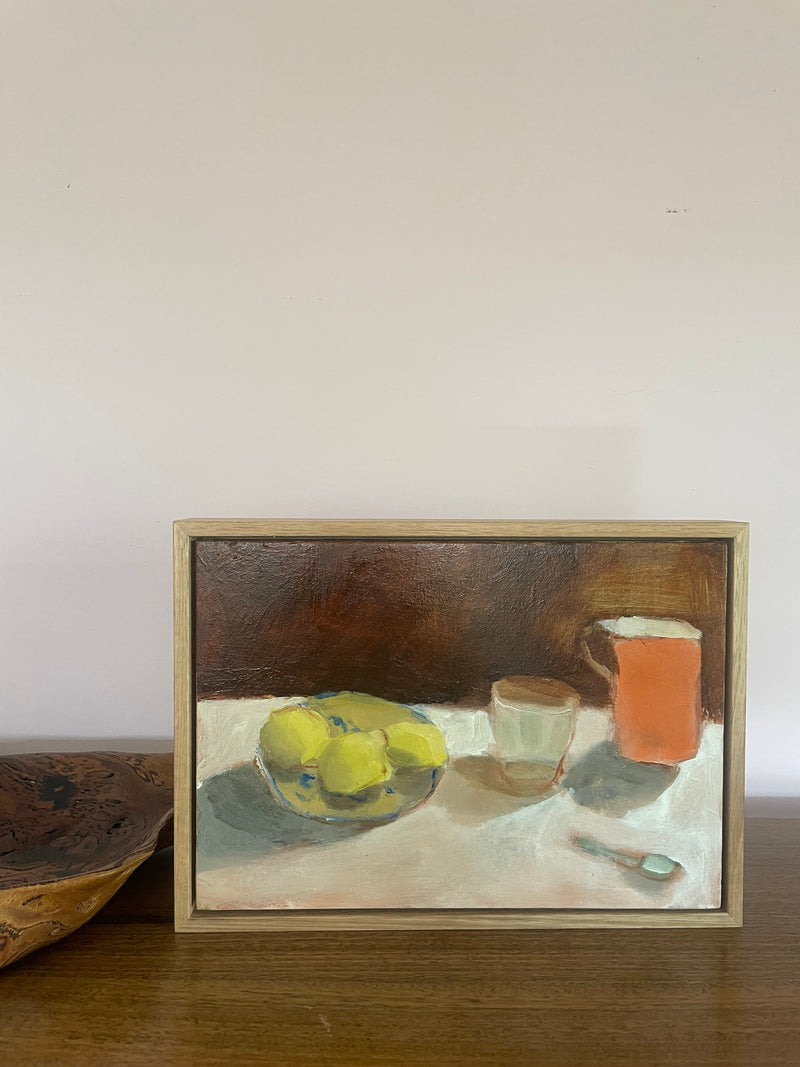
580 622 613 684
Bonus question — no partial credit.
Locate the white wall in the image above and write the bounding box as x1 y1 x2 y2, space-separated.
1 2 797 795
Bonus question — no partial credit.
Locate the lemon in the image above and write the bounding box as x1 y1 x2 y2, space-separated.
317 730 391 795
259 705 331 770
385 721 447 770
306 691 414 729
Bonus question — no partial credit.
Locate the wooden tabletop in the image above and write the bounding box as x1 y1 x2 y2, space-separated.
2 816 798 1066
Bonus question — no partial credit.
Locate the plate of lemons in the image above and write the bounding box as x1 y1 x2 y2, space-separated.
255 691 448 823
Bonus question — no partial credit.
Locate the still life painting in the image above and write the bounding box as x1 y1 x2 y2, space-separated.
174 521 747 929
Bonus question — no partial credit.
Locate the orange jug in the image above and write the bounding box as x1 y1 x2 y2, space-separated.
581 616 703 765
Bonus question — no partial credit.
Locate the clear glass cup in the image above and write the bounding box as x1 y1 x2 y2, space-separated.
488 676 579 795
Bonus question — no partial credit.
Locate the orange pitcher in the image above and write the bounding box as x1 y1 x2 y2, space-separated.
581 616 703 765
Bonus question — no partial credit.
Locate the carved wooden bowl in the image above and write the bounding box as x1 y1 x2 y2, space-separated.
0 752 173 968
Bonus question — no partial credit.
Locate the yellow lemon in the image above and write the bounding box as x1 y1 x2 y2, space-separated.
385 721 447 770
317 730 390 795
259 705 330 770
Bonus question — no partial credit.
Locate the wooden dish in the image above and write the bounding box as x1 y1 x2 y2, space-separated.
0 751 173 968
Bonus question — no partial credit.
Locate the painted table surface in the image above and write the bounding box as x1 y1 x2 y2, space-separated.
1 818 797 1067
196 699 723 911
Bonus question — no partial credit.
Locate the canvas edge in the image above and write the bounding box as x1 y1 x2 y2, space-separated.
173 518 748 540
173 521 195 927
174 911 741 931
173 518 748 931
722 523 748 926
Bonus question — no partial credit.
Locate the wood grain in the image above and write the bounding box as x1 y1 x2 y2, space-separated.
0 752 173 967
1 817 795 1067
176 519 749 539
173 521 194 927
723 524 748 925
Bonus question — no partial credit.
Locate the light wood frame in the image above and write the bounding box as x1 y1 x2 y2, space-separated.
174 520 748 930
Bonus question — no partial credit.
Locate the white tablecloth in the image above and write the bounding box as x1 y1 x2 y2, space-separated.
195 698 723 911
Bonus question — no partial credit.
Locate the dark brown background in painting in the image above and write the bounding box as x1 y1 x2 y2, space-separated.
194 539 728 720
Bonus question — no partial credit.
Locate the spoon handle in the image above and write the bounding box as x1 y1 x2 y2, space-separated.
573 835 640 868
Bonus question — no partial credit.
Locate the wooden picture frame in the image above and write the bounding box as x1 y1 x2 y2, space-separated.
174 520 747 930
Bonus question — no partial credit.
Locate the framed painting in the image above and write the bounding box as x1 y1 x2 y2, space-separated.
173 520 747 930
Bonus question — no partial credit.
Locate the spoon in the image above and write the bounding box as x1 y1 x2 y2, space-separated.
573 835 682 882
